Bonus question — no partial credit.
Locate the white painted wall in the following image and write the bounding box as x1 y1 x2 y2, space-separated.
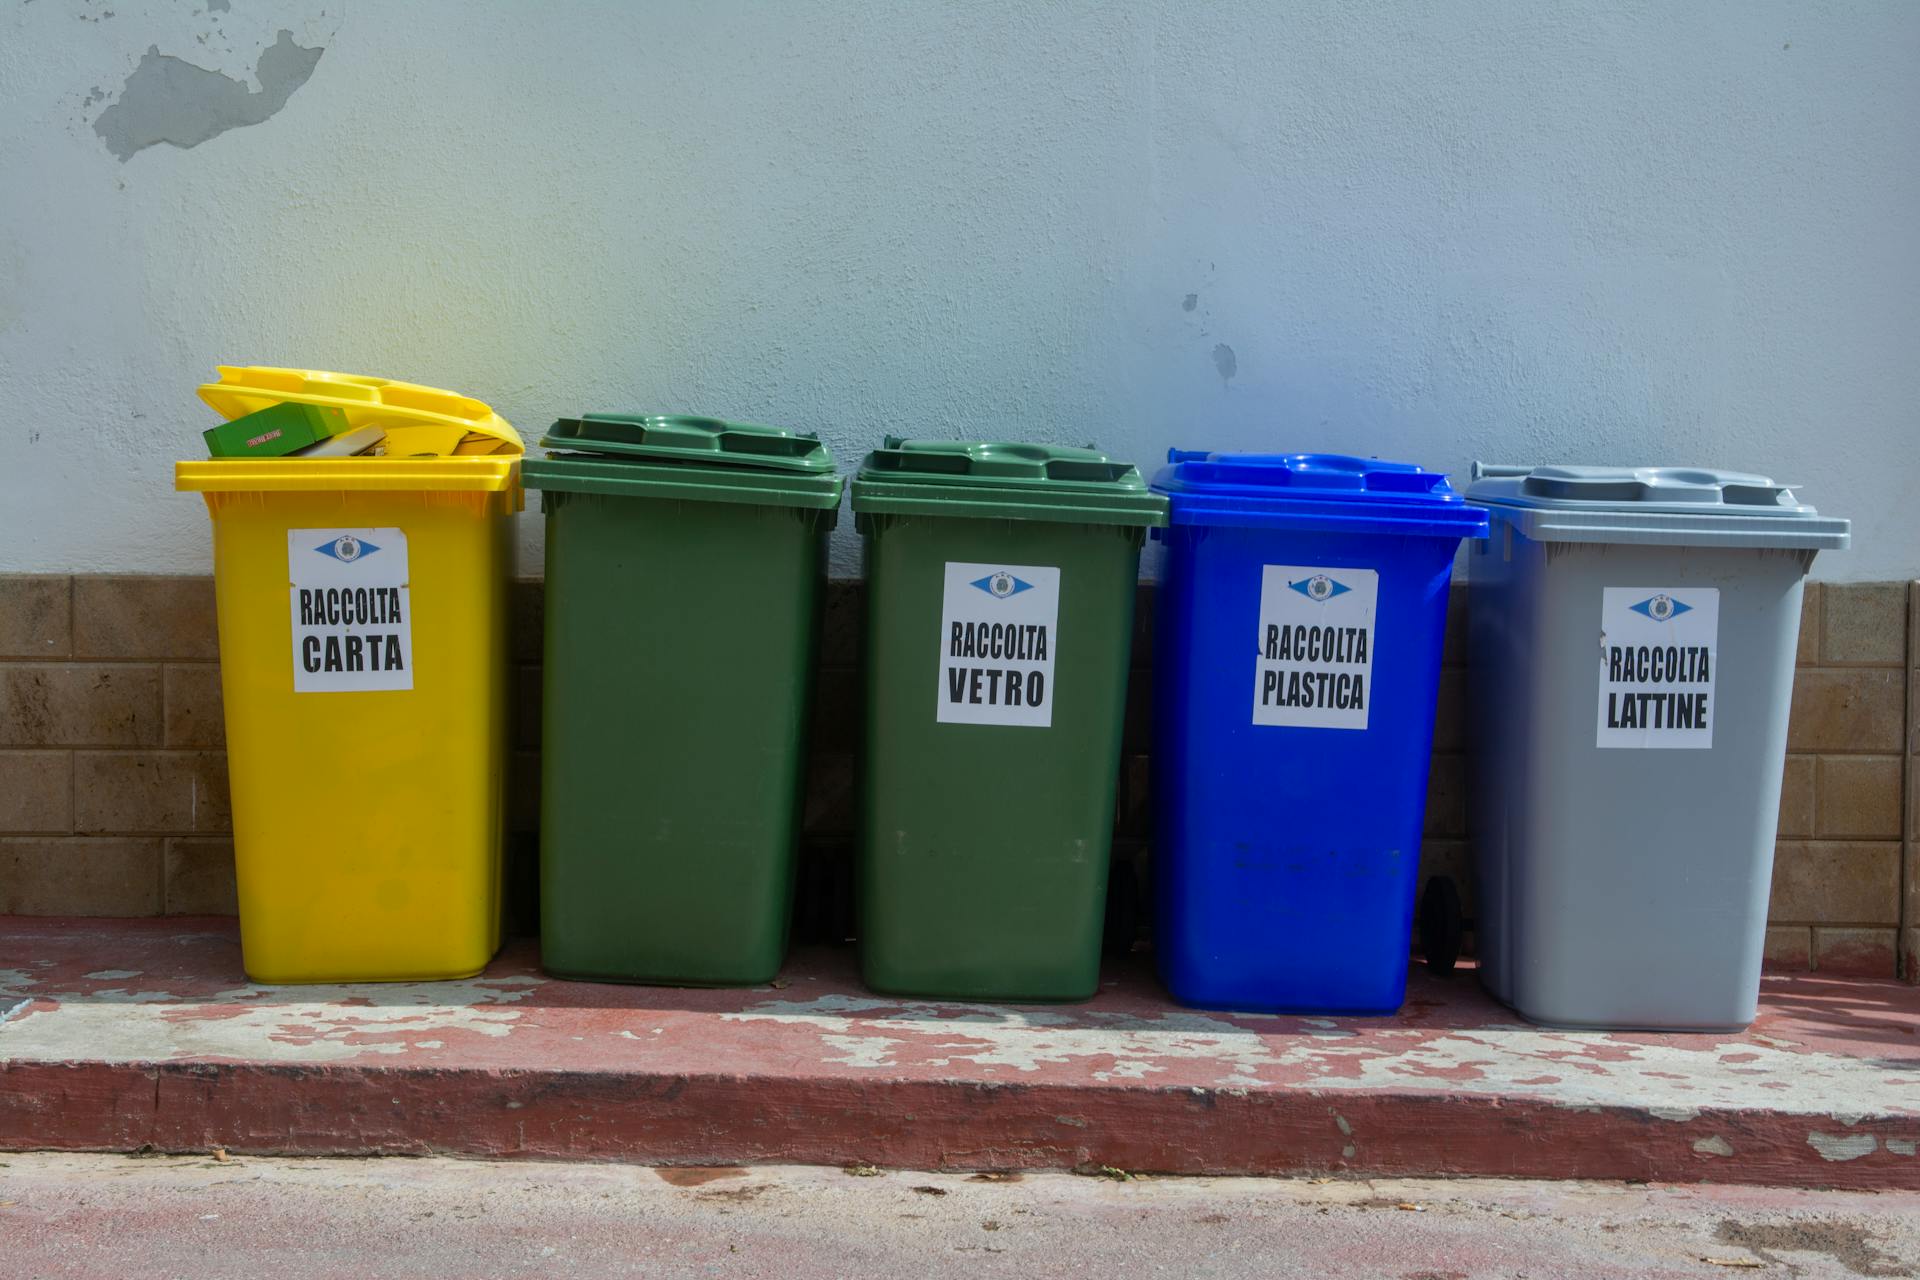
2 0 1915 580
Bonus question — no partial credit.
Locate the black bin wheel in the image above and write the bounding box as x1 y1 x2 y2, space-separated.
1420 875 1463 975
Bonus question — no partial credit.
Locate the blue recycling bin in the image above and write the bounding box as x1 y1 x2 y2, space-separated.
1149 452 1487 1013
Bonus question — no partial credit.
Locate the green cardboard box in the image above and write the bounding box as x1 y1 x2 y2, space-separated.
203 401 350 459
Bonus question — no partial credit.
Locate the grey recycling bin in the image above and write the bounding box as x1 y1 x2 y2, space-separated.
1464 464 1850 1031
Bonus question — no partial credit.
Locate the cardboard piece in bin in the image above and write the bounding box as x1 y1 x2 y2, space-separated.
293 424 387 457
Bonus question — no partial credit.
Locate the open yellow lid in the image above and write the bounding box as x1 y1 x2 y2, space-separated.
197 366 524 458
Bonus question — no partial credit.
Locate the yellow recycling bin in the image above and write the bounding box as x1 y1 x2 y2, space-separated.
176 367 523 983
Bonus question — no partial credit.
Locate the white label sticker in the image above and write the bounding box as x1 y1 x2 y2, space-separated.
936 561 1060 727
1253 565 1378 730
1596 587 1718 749
287 528 415 693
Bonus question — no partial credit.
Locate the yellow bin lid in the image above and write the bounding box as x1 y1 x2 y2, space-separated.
178 366 523 497
197 366 523 458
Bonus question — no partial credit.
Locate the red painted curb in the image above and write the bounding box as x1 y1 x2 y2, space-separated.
2 1059 1914 1189
2 920 1916 1187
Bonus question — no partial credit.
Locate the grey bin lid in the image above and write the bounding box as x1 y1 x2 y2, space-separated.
1466 463 1851 550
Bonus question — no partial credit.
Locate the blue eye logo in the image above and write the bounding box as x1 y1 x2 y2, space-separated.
1289 574 1350 603
971 572 1033 599
317 535 381 563
1630 593 1689 622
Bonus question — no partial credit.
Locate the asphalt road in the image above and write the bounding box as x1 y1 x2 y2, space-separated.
3 1153 1916 1278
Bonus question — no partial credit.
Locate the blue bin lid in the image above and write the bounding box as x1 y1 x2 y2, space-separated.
1150 451 1489 538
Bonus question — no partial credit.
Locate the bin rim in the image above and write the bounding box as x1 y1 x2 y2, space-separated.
522 453 844 515
1150 449 1486 539
1477 505 1852 550
176 456 521 494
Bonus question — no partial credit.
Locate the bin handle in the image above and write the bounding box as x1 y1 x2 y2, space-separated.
1469 461 1532 481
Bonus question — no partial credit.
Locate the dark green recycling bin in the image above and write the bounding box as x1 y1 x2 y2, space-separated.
851 439 1167 1000
523 415 842 985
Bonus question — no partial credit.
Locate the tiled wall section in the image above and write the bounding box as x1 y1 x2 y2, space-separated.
3 575 1914 981
0 576 231 917
1766 582 1912 979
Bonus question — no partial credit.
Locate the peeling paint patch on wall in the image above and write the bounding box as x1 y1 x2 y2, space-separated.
92 29 322 161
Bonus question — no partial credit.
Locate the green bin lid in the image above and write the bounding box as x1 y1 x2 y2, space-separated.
850 437 1168 527
541 414 837 474
524 414 843 514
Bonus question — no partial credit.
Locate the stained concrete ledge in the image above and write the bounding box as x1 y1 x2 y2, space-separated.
1 919 1915 1189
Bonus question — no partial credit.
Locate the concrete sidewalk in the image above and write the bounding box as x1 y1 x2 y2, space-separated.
1 918 1916 1187
5 1154 1919 1279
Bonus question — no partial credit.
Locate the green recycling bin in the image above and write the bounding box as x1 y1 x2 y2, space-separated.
522 415 842 985
851 439 1167 1000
